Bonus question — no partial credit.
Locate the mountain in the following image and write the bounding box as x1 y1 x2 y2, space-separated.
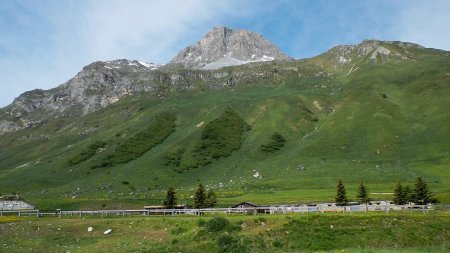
169 26 290 69
0 26 295 136
0 28 449 210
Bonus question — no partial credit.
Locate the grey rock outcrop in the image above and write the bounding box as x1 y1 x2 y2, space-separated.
327 40 425 67
169 26 290 69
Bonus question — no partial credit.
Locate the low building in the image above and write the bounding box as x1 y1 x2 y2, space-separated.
143 204 192 210
230 202 270 214
0 200 34 210
231 202 258 209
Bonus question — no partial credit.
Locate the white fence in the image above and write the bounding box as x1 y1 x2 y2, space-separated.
0 204 434 218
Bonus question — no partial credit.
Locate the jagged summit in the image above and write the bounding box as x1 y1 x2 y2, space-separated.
169 26 290 69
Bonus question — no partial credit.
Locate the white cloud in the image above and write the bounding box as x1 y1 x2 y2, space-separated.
78 0 238 63
392 0 450 50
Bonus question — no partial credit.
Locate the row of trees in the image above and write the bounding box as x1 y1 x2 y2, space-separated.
335 177 434 206
163 184 217 209
393 177 433 205
164 177 433 208
335 179 371 205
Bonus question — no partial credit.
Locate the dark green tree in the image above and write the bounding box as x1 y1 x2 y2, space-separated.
194 184 207 208
403 185 413 204
163 187 177 209
356 183 370 204
413 177 433 204
393 182 406 205
335 179 348 206
206 189 217 208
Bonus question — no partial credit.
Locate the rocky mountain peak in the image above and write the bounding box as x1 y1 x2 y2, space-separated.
329 39 425 66
169 26 290 69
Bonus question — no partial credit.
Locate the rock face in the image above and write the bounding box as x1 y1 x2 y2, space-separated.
169 26 290 69
327 40 424 67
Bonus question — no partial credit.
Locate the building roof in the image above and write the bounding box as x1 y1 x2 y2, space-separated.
231 201 259 208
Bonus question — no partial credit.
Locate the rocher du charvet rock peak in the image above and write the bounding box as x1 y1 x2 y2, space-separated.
169 26 291 69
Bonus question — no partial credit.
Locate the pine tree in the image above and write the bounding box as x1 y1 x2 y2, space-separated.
335 179 348 206
206 189 217 208
413 177 433 205
403 185 413 204
393 182 406 205
194 183 207 208
163 187 177 209
357 183 370 204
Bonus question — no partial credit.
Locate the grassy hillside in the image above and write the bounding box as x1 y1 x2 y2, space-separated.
1 212 449 252
0 44 449 210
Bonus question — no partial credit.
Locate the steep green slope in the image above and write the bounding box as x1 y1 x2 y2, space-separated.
0 46 449 210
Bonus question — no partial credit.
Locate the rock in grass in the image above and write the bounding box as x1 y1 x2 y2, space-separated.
88 227 93 232
104 229 112 235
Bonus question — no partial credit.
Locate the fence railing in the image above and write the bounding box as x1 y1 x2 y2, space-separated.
0 204 436 218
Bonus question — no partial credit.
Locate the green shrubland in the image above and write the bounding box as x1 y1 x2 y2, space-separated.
193 107 248 166
92 112 176 168
69 140 106 166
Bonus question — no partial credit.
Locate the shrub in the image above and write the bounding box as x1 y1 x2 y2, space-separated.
206 217 231 233
94 112 176 168
197 219 206 227
171 226 187 235
69 140 106 166
260 132 285 152
164 148 185 166
272 239 283 248
217 235 248 253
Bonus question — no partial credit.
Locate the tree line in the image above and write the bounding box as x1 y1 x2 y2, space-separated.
335 176 434 206
163 184 217 209
163 177 434 208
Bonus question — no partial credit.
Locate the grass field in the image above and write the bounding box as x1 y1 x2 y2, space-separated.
0 212 448 252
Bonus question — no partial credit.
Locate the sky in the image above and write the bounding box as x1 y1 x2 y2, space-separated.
1 0 449 107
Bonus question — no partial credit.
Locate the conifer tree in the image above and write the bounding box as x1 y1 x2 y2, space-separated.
403 185 413 204
163 187 177 209
194 183 207 208
335 179 348 206
393 182 406 205
413 177 433 204
357 183 370 204
206 189 217 208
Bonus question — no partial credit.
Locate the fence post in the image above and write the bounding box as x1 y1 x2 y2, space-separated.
18 209 21 217
36 210 39 218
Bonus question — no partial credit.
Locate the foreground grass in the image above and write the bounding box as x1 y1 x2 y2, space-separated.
0 212 448 252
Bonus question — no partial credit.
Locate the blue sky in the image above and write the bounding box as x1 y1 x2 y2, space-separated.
1 0 449 107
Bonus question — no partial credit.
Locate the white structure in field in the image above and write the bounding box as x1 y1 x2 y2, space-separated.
0 200 34 210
